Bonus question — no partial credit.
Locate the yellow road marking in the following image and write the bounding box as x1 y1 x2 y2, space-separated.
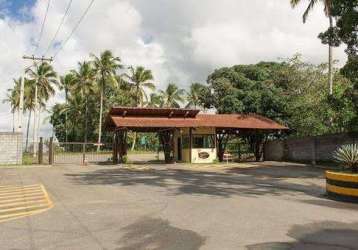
0 184 39 191
0 194 45 202
0 191 44 199
0 195 46 204
0 198 47 208
0 208 51 222
0 184 54 223
0 188 42 195
0 203 49 214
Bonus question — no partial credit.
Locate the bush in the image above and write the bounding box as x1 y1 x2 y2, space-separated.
121 155 128 164
333 144 358 173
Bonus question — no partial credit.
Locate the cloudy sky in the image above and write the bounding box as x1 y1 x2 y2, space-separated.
0 0 347 137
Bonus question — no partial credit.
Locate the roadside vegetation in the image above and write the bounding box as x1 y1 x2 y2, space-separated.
3 0 357 154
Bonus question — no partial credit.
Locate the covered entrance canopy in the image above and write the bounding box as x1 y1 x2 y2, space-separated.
105 107 288 163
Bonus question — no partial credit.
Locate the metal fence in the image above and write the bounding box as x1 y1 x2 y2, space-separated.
226 142 255 161
52 142 113 165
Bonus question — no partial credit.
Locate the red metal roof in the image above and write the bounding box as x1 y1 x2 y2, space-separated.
109 107 199 118
108 113 288 130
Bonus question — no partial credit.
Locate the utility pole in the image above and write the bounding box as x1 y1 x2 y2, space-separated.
22 55 53 157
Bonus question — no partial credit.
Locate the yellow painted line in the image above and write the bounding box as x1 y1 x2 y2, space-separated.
0 187 42 196
0 203 49 215
0 195 46 204
327 184 358 197
0 190 42 200
0 199 47 209
0 184 39 191
0 185 41 192
0 193 45 202
0 184 54 224
0 207 51 223
40 185 52 206
326 171 358 182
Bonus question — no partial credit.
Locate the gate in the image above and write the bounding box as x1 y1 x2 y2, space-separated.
52 142 113 165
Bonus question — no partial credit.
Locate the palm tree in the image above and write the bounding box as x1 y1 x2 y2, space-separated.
71 61 96 143
121 66 155 107
23 79 37 152
56 93 86 142
159 83 185 108
290 0 334 95
59 73 75 143
186 83 204 109
26 62 58 156
147 93 162 108
3 79 21 132
91 50 122 150
121 66 155 150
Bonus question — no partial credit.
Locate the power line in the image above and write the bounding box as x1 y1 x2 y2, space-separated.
34 0 51 55
44 0 73 56
53 0 95 59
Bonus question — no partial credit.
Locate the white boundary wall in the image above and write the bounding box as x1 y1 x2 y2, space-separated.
0 132 22 165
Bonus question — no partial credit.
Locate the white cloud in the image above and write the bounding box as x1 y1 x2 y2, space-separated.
0 0 348 137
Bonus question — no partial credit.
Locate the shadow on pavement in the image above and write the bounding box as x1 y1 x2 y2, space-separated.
65 164 325 198
246 221 358 250
300 198 358 210
116 217 205 250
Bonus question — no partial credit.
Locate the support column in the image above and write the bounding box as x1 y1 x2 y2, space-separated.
118 130 124 163
172 129 176 163
189 128 193 163
38 137 43 164
49 137 54 165
113 132 118 164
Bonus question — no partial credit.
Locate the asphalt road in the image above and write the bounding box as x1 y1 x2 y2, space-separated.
0 162 358 250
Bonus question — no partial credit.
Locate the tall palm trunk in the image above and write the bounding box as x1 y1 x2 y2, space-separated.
328 15 334 95
131 85 140 151
97 74 104 152
36 108 41 147
32 84 38 157
12 111 15 133
25 110 32 152
65 89 68 143
84 97 89 144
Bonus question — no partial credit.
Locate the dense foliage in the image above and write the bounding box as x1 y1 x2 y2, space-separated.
318 0 358 130
4 53 357 156
199 55 356 137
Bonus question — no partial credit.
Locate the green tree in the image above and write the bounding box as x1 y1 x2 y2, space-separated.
50 93 87 142
121 66 155 107
158 83 185 108
121 66 155 150
59 73 75 142
290 0 335 95
71 61 97 143
26 62 58 155
91 50 122 150
147 93 162 108
185 83 205 109
318 0 358 130
3 79 21 132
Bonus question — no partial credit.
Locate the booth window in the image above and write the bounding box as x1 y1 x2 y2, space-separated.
193 135 215 148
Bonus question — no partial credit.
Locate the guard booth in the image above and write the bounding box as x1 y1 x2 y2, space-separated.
105 107 288 164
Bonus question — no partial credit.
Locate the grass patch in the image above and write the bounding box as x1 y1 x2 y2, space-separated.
23 153 36 165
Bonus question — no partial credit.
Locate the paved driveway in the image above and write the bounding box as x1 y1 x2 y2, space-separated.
0 162 358 250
